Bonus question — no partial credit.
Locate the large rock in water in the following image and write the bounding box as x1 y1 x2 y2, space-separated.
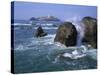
35 26 47 37
54 22 77 46
82 17 97 48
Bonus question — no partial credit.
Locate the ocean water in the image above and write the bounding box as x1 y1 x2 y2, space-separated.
12 24 97 74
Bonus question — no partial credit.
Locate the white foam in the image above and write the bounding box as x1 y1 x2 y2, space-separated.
15 44 28 51
12 23 31 26
54 42 67 49
34 27 58 30
72 50 79 55
62 50 86 59
81 45 87 53
72 54 86 59
62 53 72 58
44 34 56 38
57 45 97 60
27 34 55 47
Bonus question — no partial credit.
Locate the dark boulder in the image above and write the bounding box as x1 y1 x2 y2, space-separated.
54 22 77 46
82 17 97 48
35 26 47 37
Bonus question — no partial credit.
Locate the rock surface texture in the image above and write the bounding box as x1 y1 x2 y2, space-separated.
82 17 97 48
35 26 47 37
54 22 77 46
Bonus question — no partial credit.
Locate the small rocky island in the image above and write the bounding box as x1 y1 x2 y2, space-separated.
35 26 47 37
37 15 60 21
29 15 60 21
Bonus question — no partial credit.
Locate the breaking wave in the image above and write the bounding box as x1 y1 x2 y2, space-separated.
14 33 97 61
34 27 58 30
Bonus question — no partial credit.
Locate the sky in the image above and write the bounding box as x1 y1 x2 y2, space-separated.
12 1 97 21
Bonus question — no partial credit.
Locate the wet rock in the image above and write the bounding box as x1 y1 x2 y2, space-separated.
82 17 97 48
54 22 77 46
35 26 47 37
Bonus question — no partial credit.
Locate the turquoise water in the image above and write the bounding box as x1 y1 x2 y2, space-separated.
13 25 97 74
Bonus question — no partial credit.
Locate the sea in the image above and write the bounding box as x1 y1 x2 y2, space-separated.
12 21 97 74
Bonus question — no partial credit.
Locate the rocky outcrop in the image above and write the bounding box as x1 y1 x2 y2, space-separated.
35 26 47 37
82 17 97 48
54 22 77 46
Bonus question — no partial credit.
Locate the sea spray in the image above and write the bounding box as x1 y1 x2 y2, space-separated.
72 21 85 46
65 16 85 46
14 25 97 73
